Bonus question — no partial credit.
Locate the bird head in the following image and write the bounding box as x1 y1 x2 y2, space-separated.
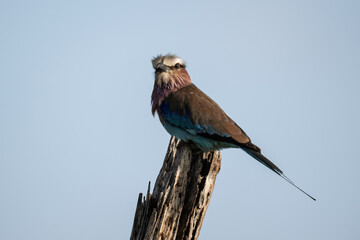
152 54 191 88
151 54 191 115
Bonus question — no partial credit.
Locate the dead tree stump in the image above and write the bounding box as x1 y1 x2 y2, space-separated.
130 137 222 240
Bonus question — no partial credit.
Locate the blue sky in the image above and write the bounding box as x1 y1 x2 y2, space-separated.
1 1 360 239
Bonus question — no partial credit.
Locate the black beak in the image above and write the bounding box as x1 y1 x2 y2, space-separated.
156 63 169 73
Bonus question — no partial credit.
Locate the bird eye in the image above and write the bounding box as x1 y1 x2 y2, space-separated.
175 63 181 69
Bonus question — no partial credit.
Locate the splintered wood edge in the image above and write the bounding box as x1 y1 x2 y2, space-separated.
130 137 222 240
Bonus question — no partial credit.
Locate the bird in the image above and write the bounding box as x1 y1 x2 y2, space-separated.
151 53 316 201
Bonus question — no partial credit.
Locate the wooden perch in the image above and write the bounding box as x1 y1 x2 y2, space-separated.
130 137 222 240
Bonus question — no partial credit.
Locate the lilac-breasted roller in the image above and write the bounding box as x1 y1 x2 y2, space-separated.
151 54 315 201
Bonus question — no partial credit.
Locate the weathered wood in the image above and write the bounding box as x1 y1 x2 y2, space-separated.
130 137 222 240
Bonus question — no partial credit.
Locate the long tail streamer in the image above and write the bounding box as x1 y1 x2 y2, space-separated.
243 148 316 201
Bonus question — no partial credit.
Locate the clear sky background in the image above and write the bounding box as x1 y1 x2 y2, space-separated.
1 1 359 239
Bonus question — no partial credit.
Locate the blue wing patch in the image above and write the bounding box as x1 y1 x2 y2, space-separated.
160 102 230 137
159 102 239 151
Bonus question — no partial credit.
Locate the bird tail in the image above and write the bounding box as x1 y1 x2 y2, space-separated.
242 147 316 201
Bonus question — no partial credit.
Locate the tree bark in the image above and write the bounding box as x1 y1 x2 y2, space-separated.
130 137 222 240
